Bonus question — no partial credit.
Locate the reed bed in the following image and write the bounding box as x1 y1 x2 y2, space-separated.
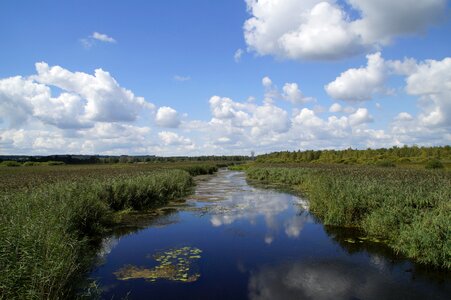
0 164 217 299
245 165 451 269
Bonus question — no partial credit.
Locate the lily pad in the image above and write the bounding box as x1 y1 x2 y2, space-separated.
115 246 202 283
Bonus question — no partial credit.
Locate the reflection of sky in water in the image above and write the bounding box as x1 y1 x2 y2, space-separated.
248 259 435 300
92 170 450 300
201 171 309 243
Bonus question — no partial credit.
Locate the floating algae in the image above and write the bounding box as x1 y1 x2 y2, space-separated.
114 246 202 283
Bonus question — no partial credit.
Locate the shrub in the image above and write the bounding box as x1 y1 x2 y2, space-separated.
2 160 21 167
425 159 444 169
23 161 41 166
376 159 396 168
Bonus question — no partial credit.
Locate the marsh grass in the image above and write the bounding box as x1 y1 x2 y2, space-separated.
245 165 451 269
0 165 215 299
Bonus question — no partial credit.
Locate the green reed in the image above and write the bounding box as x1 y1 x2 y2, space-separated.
245 165 450 269
0 167 207 299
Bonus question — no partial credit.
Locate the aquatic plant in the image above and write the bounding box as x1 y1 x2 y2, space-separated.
115 247 202 283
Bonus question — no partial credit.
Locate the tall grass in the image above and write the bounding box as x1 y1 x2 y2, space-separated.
0 169 195 299
245 165 451 269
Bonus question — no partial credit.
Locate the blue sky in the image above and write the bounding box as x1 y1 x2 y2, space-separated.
0 0 450 155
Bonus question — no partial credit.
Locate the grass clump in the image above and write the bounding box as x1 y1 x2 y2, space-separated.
0 169 196 299
245 165 451 269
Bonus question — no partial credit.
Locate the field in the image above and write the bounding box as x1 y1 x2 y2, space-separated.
0 162 224 299
240 163 451 269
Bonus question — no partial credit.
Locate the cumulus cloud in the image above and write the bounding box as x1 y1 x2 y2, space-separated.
395 112 414 121
155 106 181 128
158 131 192 146
404 57 451 127
261 76 272 88
348 108 373 126
33 62 154 123
1 57 450 155
208 95 290 139
325 52 386 102
282 83 314 104
329 103 342 113
244 0 446 61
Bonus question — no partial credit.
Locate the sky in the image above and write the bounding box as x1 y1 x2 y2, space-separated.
0 0 450 156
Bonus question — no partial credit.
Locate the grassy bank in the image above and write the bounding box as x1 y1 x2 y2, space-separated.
244 165 450 269
0 164 217 299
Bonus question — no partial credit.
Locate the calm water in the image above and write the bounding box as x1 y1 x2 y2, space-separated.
91 170 450 299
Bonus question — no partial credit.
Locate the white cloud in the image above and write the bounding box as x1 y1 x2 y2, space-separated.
348 0 447 45
262 76 272 88
155 106 181 128
348 108 373 126
92 32 116 43
395 112 414 121
244 0 446 61
325 52 386 102
80 32 116 48
404 57 451 127
282 83 314 104
33 62 154 123
158 131 192 146
1 58 450 155
173 75 191 82
329 103 342 113
234 48 244 62
277 2 364 60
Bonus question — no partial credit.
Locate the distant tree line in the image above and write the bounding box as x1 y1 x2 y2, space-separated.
256 145 451 165
0 154 250 165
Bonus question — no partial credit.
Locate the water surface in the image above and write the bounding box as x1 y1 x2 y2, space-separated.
91 170 450 299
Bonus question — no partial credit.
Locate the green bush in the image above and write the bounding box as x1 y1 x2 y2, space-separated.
376 159 396 167
2 160 21 167
23 161 41 166
425 159 444 169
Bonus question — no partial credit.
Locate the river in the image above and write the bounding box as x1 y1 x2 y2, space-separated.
90 169 450 299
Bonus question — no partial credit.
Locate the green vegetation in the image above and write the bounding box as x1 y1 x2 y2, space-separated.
244 164 450 269
256 145 451 169
0 162 220 299
0 162 224 192
1 160 21 167
115 246 202 283
425 159 444 169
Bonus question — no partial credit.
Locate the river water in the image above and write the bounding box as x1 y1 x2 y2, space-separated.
91 170 450 299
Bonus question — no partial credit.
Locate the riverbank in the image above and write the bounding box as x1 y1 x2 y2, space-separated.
238 164 450 269
0 163 219 299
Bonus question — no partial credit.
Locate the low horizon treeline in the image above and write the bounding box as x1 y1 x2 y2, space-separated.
256 145 451 165
0 154 250 165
